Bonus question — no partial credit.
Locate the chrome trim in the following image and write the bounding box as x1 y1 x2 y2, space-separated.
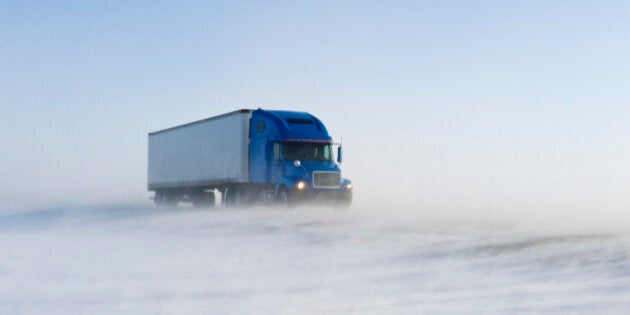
312 171 341 189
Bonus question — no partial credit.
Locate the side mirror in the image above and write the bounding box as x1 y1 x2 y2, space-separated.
337 146 343 164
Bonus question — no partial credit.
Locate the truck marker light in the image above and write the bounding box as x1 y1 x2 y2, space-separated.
284 138 332 143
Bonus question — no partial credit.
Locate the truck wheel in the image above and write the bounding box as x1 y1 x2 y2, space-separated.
277 186 296 207
333 192 352 209
224 186 242 207
277 186 289 205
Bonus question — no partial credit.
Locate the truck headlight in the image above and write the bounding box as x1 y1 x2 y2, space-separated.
295 181 307 190
345 183 352 190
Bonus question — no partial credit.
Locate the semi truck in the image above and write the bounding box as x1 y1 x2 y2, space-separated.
147 108 352 207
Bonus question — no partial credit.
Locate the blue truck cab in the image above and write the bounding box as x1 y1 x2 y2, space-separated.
248 109 352 206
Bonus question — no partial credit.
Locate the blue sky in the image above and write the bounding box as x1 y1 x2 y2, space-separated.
2 1 630 212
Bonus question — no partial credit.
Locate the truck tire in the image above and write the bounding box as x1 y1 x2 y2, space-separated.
223 186 242 207
333 191 352 209
277 186 296 207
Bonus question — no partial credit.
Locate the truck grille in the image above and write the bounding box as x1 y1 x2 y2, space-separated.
313 171 341 188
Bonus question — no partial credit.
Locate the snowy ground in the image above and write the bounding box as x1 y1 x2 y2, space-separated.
1 205 629 314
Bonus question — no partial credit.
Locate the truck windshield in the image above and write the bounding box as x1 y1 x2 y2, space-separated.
283 142 332 161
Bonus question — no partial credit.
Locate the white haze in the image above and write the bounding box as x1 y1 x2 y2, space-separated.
4 93 630 314
4 103 630 314
3 1 630 313
1 205 630 314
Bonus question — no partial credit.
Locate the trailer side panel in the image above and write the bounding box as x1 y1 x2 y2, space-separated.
148 111 251 190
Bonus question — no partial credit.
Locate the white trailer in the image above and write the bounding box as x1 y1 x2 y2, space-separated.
148 110 252 205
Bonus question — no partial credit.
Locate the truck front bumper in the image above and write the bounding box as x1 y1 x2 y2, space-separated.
290 187 353 207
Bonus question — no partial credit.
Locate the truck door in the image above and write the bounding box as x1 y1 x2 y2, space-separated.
268 142 283 183
249 118 268 183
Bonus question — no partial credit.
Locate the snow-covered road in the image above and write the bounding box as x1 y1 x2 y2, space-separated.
1 206 629 314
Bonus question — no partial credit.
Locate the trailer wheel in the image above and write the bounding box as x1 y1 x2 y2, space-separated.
192 192 215 208
155 190 178 207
